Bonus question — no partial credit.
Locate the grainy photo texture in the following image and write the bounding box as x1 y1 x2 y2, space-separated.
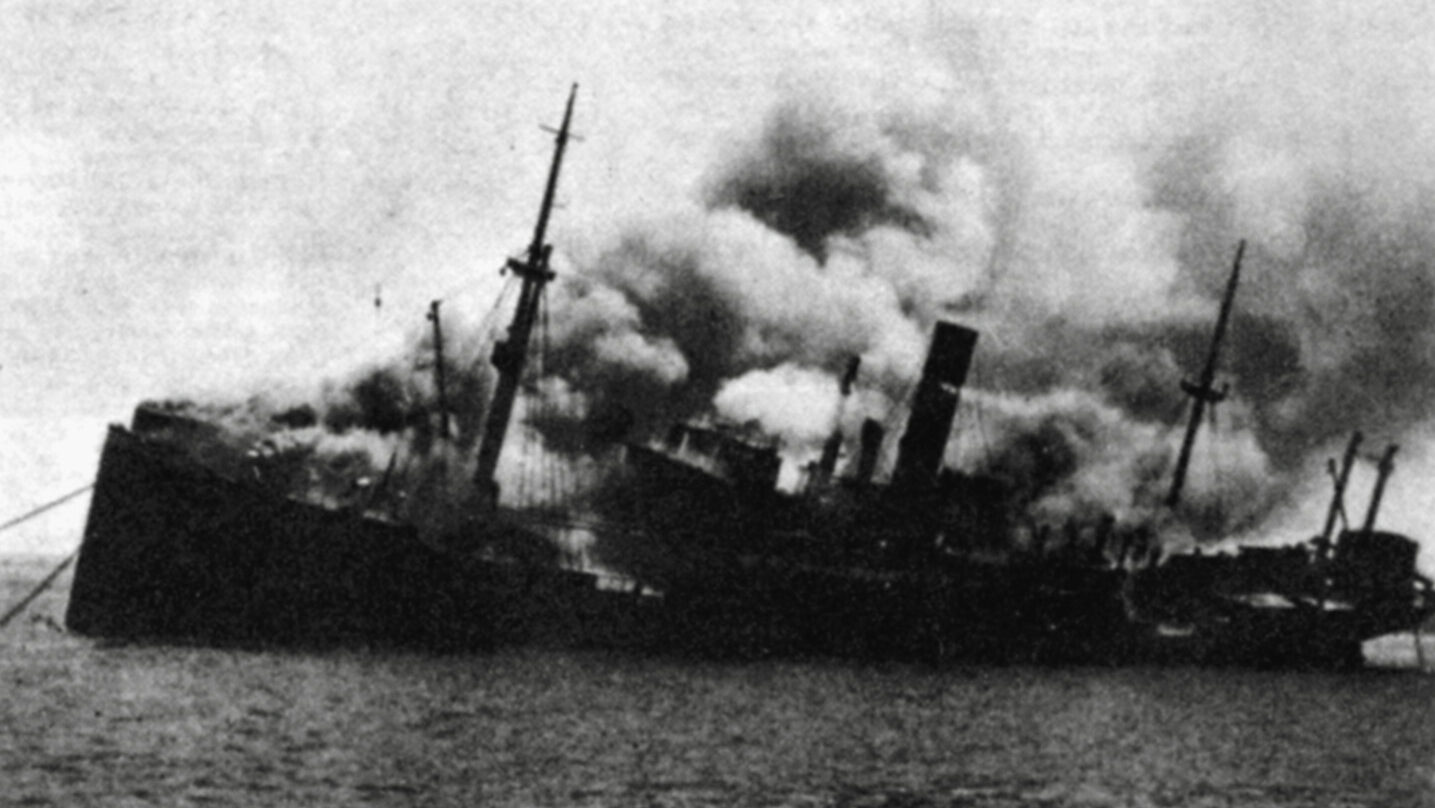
4 2 1435 806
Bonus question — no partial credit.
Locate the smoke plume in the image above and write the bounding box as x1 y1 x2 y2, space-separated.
143 322 503 543
139 2 1435 569
524 3 1435 558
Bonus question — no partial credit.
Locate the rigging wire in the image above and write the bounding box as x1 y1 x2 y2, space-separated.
968 357 994 462
0 486 94 537
524 291 539 509
478 275 521 340
451 274 519 412
281 265 517 389
513 276 546 511
517 328 534 507
536 285 550 508
281 283 430 381
0 484 92 631
1206 396 1223 519
546 290 560 509
540 284 561 511
0 548 79 630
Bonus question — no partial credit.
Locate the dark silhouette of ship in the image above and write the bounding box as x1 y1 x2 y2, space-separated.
67 86 657 652
65 91 1435 667
596 243 1435 668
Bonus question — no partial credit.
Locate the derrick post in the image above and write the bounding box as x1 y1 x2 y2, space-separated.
1360 444 1399 535
1316 431 1362 561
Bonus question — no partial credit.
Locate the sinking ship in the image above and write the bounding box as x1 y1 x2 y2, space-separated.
598 242 1435 668
66 88 1435 668
66 87 656 651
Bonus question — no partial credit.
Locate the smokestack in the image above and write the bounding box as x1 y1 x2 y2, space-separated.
853 418 884 485
891 321 979 492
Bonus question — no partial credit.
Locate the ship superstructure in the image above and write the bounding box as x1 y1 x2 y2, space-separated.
596 244 1435 667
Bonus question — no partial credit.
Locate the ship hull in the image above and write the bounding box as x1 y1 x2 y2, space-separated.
645 560 1412 669
651 565 1397 668
66 425 1430 668
65 425 650 651
598 447 1433 670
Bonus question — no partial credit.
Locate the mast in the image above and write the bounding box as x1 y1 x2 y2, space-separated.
1166 240 1245 509
428 300 450 439
474 84 578 504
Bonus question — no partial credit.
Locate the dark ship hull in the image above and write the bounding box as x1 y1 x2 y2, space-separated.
602 442 1433 669
65 421 655 652
66 87 666 655
593 316 1435 669
65 390 1433 667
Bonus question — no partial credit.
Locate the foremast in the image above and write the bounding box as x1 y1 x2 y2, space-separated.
1166 240 1245 509
474 84 578 505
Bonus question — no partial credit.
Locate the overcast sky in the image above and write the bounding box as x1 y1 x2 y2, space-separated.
6 0 1435 554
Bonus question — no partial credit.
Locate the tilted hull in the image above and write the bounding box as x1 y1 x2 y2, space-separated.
65 421 1434 668
66 425 651 651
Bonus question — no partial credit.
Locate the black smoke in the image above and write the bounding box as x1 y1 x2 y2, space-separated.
704 100 933 262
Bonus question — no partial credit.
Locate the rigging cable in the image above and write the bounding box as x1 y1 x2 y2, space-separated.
968 357 994 462
1206 396 1223 519
540 283 561 510
536 284 550 508
0 484 93 631
0 485 93 536
514 279 538 511
284 266 518 389
0 548 78 630
467 273 522 346
530 280 546 511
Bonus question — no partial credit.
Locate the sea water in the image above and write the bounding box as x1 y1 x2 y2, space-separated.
4 556 1435 808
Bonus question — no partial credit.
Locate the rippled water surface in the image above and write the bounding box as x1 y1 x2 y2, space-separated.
4 557 1435 807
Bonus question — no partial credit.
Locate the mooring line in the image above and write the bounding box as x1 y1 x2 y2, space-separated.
0 547 79 629
0 485 93 536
